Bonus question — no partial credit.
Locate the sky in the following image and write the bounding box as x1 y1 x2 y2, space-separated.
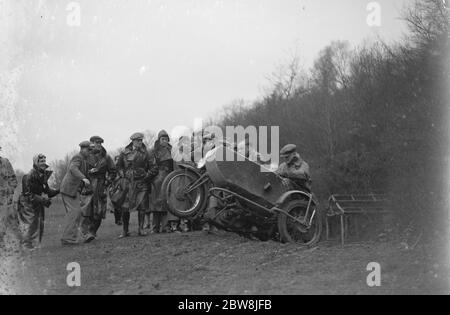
0 0 411 171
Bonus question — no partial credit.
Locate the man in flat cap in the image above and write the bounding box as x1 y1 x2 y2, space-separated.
116 132 158 237
18 154 59 249
0 146 18 249
80 136 116 241
276 144 311 191
60 141 93 245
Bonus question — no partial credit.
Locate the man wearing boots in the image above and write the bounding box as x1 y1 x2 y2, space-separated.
149 130 176 233
116 132 158 237
80 136 116 241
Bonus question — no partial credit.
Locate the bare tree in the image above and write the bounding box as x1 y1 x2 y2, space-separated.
49 151 77 188
403 0 449 44
310 41 352 159
142 130 157 149
266 52 306 100
312 41 352 93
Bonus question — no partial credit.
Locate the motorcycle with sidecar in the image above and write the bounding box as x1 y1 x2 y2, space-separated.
162 143 322 245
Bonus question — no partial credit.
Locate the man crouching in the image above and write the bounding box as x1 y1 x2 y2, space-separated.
276 144 311 191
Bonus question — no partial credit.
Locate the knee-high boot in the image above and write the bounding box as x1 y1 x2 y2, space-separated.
138 212 147 236
119 211 130 238
92 218 102 237
145 213 151 229
152 212 160 233
114 207 123 225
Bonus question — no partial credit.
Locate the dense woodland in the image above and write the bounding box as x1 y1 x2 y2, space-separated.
47 0 448 235
211 0 449 233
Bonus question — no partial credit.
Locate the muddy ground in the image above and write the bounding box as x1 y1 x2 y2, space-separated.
1 201 449 295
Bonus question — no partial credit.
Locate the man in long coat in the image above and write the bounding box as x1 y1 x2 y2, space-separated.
149 130 176 233
116 132 158 237
81 136 116 240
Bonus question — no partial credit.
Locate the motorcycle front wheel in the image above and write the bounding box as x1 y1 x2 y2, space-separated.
277 199 322 246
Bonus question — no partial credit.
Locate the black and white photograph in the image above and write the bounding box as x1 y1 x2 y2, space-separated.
0 0 449 298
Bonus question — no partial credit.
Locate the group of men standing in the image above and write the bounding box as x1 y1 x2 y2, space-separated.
0 130 184 250
59 130 178 246
1 129 312 250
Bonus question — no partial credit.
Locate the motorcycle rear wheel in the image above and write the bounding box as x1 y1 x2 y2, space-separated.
162 169 208 218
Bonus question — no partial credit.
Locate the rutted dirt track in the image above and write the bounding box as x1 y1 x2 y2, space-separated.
3 201 449 295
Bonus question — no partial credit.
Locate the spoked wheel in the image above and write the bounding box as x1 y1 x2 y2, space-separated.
277 199 322 246
162 169 208 218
